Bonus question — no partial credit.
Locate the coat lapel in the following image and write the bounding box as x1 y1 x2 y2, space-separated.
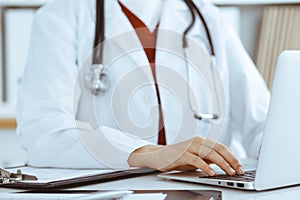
155 0 192 82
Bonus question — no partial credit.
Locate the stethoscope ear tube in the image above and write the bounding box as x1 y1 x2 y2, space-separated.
93 0 105 64
87 0 107 93
183 0 218 122
183 0 215 56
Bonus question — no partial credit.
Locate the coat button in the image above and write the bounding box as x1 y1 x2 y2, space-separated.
144 96 150 101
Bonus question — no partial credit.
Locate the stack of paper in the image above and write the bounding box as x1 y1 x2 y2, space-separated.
256 5 300 89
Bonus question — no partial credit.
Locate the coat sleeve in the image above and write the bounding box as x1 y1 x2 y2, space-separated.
16 0 152 169
223 22 270 158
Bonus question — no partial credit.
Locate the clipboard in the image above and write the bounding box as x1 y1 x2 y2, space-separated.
0 167 157 190
17 190 222 200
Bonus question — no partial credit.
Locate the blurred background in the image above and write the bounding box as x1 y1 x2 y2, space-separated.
0 0 299 168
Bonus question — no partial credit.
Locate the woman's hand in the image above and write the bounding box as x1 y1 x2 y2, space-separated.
128 136 244 176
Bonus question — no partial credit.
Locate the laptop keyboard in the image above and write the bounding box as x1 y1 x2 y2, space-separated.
199 170 256 182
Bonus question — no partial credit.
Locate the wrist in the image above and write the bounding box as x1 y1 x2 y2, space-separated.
127 145 163 169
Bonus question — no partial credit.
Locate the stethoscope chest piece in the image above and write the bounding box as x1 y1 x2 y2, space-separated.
85 64 109 94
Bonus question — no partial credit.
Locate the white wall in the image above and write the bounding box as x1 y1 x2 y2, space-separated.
0 9 35 118
218 5 265 62
239 5 264 62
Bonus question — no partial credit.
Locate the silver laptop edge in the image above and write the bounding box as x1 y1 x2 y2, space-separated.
158 170 256 190
159 50 300 191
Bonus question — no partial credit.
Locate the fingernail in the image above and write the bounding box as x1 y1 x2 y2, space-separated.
229 167 236 175
209 169 216 176
237 167 244 175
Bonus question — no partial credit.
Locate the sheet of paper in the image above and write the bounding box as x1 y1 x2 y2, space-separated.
11 166 114 183
121 193 167 200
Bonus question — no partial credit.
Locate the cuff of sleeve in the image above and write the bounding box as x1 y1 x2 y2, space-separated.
98 126 154 169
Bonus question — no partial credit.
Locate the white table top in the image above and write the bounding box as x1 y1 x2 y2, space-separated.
1 173 300 200
80 175 300 200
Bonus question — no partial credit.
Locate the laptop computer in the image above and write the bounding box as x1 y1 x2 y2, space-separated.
159 50 300 191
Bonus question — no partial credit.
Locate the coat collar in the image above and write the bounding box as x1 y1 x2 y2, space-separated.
103 0 154 81
119 0 165 33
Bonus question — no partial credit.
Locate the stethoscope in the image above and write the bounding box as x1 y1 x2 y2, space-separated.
85 0 220 122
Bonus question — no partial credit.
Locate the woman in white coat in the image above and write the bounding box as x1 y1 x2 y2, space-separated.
17 0 269 176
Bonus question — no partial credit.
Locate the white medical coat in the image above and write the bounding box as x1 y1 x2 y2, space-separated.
17 0 270 168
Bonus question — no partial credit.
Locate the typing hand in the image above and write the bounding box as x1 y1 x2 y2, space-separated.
128 136 244 176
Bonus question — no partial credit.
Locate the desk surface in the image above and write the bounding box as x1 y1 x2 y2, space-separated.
1 174 300 200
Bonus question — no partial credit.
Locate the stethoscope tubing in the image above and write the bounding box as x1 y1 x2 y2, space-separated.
88 0 219 121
